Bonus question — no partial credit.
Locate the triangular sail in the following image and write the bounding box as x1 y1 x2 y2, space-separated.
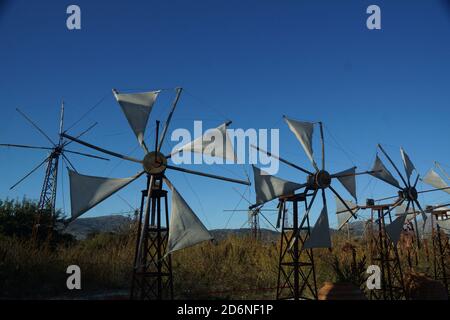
304 206 332 249
335 196 358 230
385 215 406 246
423 169 450 194
167 185 213 254
283 117 316 168
252 165 305 206
395 203 415 221
171 122 237 162
400 148 415 180
68 170 143 220
370 155 401 189
113 90 160 145
335 167 357 201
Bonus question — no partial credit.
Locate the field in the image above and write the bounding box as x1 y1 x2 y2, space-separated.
1 222 446 300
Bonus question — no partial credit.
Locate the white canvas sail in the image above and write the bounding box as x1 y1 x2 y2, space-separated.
400 148 415 180
253 165 305 205
423 169 450 194
370 155 401 189
283 117 316 168
171 122 237 163
167 184 213 254
335 196 358 230
113 90 160 145
385 215 406 246
304 206 332 249
335 167 357 201
68 170 143 220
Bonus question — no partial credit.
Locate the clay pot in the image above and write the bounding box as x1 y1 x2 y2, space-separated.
318 282 367 300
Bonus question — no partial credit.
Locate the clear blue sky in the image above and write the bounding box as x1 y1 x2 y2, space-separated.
1 0 449 230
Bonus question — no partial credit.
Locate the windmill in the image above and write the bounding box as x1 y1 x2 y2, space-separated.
0 103 108 241
360 145 450 300
249 116 373 300
223 188 279 239
61 87 250 300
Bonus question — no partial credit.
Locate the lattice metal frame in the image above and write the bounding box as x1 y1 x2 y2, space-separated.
368 205 407 300
276 191 318 300
130 175 174 300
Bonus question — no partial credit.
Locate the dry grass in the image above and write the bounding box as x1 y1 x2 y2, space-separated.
0 230 444 299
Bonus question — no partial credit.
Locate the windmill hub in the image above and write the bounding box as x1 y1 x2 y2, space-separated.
309 170 332 189
402 187 418 201
143 151 167 175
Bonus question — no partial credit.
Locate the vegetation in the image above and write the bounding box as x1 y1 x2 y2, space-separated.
0 199 447 299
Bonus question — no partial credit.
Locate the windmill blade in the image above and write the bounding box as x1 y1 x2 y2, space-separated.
400 147 416 182
62 122 98 148
250 144 312 175
16 108 56 146
435 162 450 181
283 116 318 171
9 156 49 190
413 199 429 230
395 203 415 220
334 166 357 201
166 164 250 186
170 121 237 163
304 190 331 249
163 177 213 255
251 165 306 207
369 155 402 189
61 133 142 164
0 144 53 151
64 150 110 161
385 214 407 246
68 169 144 220
329 185 358 219
377 144 408 187
113 89 160 149
62 153 77 172
335 196 359 230
422 169 450 194
158 87 183 153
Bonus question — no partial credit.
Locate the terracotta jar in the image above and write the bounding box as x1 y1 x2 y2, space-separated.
318 282 367 300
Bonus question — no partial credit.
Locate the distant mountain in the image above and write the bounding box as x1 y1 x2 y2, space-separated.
64 215 132 240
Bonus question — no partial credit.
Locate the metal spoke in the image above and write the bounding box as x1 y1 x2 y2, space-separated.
16 108 56 146
331 170 380 178
377 144 408 188
166 164 250 186
61 133 142 164
319 122 325 171
63 122 98 147
250 144 313 175
10 156 49 190
0 143 53 151
413 174 420 188
329 185 357 219
158 87 183 153
64 150 110 161
62 153 77 172
298 189 318 229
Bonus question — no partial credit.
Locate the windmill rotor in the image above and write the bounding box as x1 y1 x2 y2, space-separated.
0 102 108 241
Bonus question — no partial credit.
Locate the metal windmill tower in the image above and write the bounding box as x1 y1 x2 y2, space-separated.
0 103 107 240
223 187 279 239
361 145 450 299
62 87 250 300
249 116 373 300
